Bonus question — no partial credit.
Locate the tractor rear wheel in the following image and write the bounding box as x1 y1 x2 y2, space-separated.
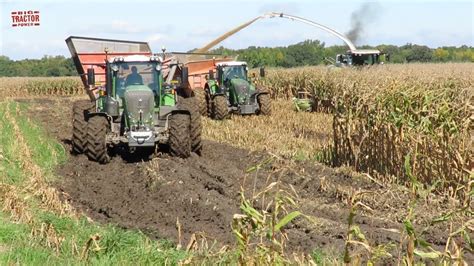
169 113 191 158
72 100 94 154
257 94 271 115
178 97 202 154
212 95 228 120
86 116 110 164
193 88 208 116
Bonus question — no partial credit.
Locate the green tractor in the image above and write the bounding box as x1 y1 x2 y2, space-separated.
67 36 201 163
201 61 271 119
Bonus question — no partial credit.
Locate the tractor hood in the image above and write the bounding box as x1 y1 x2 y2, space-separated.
123 85 155 129
230 78 255 104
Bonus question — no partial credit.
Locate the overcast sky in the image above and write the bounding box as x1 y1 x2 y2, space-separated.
0 0 473 60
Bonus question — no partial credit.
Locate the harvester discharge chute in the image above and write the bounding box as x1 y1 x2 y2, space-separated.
188 12 387 68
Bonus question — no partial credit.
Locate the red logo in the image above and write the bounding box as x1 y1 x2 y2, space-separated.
11 11 40 27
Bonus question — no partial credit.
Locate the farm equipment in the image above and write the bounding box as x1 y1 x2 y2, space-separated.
335 49 389 67
266 13 389 67
66 36 201 163
293 91 315 112
190 12 388 68
186 59 271 119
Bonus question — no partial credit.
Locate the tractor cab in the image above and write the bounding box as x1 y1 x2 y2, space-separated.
108 56 160 98
214 61 254 107
216 61 248 87
106 55 176 108
336 49 389 67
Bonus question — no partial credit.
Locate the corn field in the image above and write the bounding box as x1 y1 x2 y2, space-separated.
257 63 473 188
0 77 83 98
1 63 472 188
0 64 472 264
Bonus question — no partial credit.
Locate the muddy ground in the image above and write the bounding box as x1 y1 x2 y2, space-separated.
22 97 472 262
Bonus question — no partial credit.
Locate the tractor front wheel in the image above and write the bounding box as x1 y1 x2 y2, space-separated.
169 113 191 158
212 95 228 120
257 94 271 115
193 88 208 116
86 116 110 164
204 88 212 117
178 97 202 155
72 100 94 154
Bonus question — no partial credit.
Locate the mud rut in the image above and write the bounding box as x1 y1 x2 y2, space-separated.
24 98 465 260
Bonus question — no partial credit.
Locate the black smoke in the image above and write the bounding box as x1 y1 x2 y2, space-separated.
346 2 381 44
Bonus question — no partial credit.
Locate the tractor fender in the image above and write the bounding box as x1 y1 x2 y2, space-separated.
163 109 191 130
88 112 112 121
160 107 190 125
251 90 269 100
169 108 191 116
210 92 225 100
176 86 193 98
205 81 220 95
87 112 112 128
255 91 269 96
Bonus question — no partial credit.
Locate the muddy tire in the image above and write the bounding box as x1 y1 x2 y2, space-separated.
86 116 110 164
169 113 191 158
193 88 208 116
212 95 228 120
178 97 202 154
204 88 212 117
72 100 94 154
257 94 271 115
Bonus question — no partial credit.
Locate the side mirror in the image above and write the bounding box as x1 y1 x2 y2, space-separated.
259 67 265 78
181 66 189 86
87 68 95 86
208 70 214 80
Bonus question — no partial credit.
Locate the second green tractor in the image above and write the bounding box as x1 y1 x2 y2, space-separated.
195 61 271 119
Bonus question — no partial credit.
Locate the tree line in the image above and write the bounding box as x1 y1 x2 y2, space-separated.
0 41 472 76
0 55 77 77
212 41 474 68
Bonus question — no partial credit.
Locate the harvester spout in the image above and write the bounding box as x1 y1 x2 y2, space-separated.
266 12 357 51
189 12 358 58
189 16 264 60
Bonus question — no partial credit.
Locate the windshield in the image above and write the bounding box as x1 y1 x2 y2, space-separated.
351 54 377 65
114 62 159 97
222 65 247 81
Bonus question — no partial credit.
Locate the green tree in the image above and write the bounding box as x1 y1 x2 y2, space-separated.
433 48 450 62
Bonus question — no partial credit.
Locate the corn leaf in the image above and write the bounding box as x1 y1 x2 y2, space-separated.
414 249 440 259
274 211 301 232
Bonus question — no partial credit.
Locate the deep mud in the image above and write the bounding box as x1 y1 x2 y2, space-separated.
23 97 473 262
